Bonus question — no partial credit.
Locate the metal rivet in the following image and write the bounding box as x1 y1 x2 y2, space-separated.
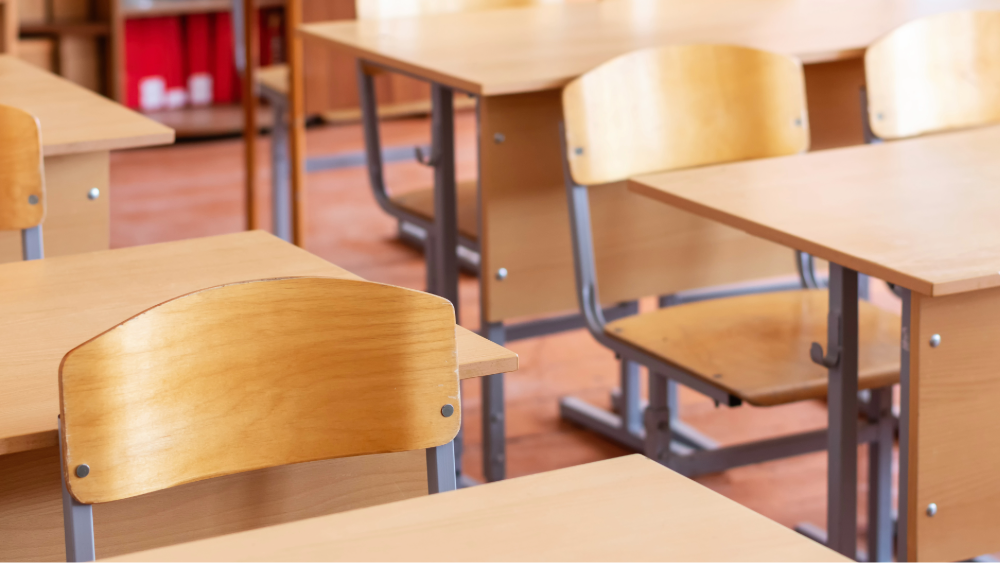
494 454 505 463
75 464 90 478
930 334 941 348
877 112 885 121
794 117 803 127
496 267 508 281
713 373 723 379
490 413 503 423
927 503 937 516
574 147 584 155
88 187 100 200
493 132 505 144
440 404 454 418
28 194 39 205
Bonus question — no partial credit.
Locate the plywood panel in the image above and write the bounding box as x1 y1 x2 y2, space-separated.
478 90 796 323
908 287 1000 561
0 151 109 263
804 57 867 150
0 446 426 561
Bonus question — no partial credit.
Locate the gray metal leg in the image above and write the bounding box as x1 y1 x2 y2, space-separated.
59 418 94 562
428 83 460 319
268 94 292 243
645 371 672 464
824 263 860 558
22 225 43 261
425 440 457 494
482 322 506 482
898 288 912 562
620 359 643 436
866 386 894 562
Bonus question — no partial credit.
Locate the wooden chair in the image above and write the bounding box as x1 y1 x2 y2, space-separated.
59 277 461 561
0 104 45 260
865 10 1000 141
561 44 900 556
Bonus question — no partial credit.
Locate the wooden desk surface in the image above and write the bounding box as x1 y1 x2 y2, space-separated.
300 0 1000 96
110 455 845 562
629 124 1000 298
0 231 517 457
0 56 174 156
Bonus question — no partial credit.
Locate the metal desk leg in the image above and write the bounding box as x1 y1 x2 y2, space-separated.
897 288 912 562
824 263 860 558
482 322 506 482
268 94 293 243
866 386 894 561
429 83 460 317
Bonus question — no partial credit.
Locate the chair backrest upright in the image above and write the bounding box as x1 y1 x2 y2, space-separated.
562 44 810 187
59 277 460 506
0 104 45 259
865 10 1000 140
355 0 564 20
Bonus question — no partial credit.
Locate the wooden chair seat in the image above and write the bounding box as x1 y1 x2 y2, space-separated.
604 289 900 407
390 180 480 240
257 64 289 96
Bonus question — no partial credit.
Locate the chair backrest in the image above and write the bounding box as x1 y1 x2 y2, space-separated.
562 44 810 187
865 10 1000 140
0 104 44 232
59 277 459 505
355 0 563 20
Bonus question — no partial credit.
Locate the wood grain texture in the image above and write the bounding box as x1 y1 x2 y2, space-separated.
60 277 460 504
0 231 516 457
607 290 899 406
908 287 1000 561
0 152 108 264
0 104 45 230
300 0 1000 97
109 455 848 562
479 90 796 322
0 55 174 156
629 124 1000 297
865 10 1000 140
391 180 479 240
563 44 808 186
0 446 426 561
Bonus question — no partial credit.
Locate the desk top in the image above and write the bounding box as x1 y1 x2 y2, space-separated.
0 56 174 156
300 0 1000 96
109 455 845 562
629 125 1000 298
0 231 517 456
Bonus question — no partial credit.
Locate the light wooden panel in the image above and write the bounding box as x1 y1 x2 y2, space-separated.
0 151 108 263
355 0 561 19
563 44 808 186
628 123 1000 297
866 10 1000 140
0 0 16 54
908 287 1000 561
110 455 848 562
0 55 173 156
0 445 426 561
479 89 797 323
0 104 45 230
607 290 899 406
300 0 1000 97
804 58 867 150
61 277 459 504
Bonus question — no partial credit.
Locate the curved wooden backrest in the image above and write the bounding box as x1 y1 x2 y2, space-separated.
59 277 459 505
865 10 1000 140
355 0 563 20
0 104 45 230
562 44 810 187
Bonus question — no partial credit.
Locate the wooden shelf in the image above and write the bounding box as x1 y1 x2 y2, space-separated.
122 0 283 18
143 103 274 138
20 20 111 35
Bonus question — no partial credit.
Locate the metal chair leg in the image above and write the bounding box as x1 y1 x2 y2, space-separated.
22 225 43 260
59 417 94 562
426 440 457 494
269 95 292 243
866 386 895 562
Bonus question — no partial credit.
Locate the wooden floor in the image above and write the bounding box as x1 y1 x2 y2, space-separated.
110 111 903 549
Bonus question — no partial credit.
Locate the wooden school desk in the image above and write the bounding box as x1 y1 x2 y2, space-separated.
0 55 174 263
0 231 517 561
108 454 847 562
629 124 1000 562
300 0 1000 482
